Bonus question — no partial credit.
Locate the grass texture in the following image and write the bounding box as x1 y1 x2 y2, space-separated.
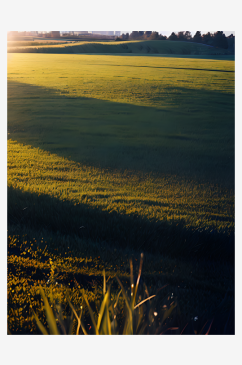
31 256 217 335
7 53 234 334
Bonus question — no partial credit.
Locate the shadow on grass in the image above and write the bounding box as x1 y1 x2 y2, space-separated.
95 63 235 73
8 80 234 188
8 186 234 263
7 40 233 58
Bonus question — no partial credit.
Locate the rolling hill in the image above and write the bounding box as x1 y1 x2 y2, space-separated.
7 40 232 55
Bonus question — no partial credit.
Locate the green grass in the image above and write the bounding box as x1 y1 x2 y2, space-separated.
7 39 232 55
7 53 234 334
7 54 234 185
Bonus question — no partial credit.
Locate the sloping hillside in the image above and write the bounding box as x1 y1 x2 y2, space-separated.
7 40 231 55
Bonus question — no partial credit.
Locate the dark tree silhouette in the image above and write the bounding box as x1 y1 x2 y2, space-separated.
149 31 159 40
202 32 212 45
193 31 202 43
177 31 186 41
169 32 178 40
184 31 192 40
213 31 228 49
130 31 140 40
120 33 129 40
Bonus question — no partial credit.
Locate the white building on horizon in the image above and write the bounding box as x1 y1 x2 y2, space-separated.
88 31 121 36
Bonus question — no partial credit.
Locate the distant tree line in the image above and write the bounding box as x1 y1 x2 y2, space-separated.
116 31 234 49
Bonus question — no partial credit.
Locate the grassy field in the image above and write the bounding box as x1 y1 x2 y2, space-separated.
7 52 235 334
7 39 232 55
7 40 72 48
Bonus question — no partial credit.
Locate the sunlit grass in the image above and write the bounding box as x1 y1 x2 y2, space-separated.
7 40 71 48
8 139 234 233
7 54 234 189
7 54 234 109
7 52 234 334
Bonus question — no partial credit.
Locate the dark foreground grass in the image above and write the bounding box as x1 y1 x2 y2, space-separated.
8 186 234 262
7 185 234 334
24 255 233 335
7 54 234 334
8 229 234 334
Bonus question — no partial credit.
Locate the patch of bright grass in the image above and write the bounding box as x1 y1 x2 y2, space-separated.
8 54 234 108
8 140 234 240
7 53 234 334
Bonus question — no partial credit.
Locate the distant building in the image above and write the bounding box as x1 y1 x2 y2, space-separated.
51 31 60 38
74 31 88 35
91 31 115 36
22 31 38 36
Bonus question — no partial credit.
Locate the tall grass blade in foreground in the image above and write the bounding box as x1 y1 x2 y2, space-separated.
33 253 160 335
33 287 59 335
31 253 215 335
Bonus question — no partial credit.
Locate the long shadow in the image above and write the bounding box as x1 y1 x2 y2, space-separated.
8 186 234 263
7 80 234 188
88 64 235 73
